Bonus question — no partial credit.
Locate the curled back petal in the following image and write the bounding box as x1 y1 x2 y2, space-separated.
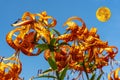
6 27 22 50
12 12 35 27
6 26 30 50
36 11 57 27
63 21 79 31
12 19 34 27
22 12 35 21
63 16 86 28
105 46 118 59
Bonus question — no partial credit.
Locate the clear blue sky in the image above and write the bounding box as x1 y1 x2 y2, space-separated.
0 0 120 80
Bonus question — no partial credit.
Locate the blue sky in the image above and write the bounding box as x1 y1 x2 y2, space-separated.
0 0 120 80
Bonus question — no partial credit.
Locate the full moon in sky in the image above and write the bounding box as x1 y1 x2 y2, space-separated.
96 6 111 22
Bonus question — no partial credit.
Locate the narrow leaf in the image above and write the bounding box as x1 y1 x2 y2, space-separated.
50 52 55 62
60 66 68 80
33 75 57 79
36 44 49 51
42 68 53 74
50 38 56 46
52 29 61 36
37 69 53 77
48 57 57 70
50 29 54 36
90 73 96 80
97 72 103 80
63 30 69 34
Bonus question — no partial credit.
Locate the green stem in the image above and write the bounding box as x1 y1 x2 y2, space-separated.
83 60 89 80
56 71 60 80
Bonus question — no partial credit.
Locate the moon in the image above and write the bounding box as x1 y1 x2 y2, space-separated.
96 6 111 22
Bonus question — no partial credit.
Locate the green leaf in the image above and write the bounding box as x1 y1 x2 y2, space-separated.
50 52 55 62
50 29 54 35
50 38 56 46
42 68 53 74
49 38 56 51
60 66 68 80
77 62 83 66
97 72 103 80
33 75 57 79
63 30 69 34
90 73 96 80
52 29 61 36
36 44 49 51
48 57 57 70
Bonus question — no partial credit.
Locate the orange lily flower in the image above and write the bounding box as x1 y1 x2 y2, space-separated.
0 51 22 80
